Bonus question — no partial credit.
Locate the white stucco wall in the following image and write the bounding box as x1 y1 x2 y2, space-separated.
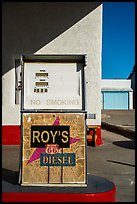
129 91 133 109
130 71 135 108
102 79 132 90
2 3 102 126
35 5 102 125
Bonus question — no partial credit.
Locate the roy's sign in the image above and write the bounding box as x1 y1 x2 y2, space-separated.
21 113 87 186
31 125 70 148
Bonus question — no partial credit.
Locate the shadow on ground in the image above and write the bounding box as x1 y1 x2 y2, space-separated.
2 168 19 185
107 160 135 167
113 140 135 150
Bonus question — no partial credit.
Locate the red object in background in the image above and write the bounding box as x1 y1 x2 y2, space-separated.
89 130 94 135
88 129 94 143
96 126 103 146
87 126 102 146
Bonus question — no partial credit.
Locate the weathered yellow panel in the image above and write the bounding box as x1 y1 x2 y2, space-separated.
21 113 87 186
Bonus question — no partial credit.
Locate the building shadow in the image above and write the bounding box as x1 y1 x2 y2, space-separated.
113 140 135 150
2 2 101 75
2 168 19 185
107 160 135 167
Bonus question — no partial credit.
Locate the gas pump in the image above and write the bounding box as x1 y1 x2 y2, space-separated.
19 54 87 186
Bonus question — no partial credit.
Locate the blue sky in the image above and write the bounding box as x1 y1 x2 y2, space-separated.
102 2 135 79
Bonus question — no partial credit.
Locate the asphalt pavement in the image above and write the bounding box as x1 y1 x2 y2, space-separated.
101 110 135 139
2 129 135 202
2 109 135 202
87 129 135 202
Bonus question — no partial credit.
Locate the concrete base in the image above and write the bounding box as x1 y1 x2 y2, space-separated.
2 174 116 202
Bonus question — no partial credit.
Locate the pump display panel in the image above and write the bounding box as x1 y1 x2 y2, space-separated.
23 62 83 110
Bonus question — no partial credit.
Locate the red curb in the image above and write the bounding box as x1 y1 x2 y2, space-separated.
2 185 116 202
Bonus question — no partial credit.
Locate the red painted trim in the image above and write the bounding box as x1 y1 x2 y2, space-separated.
2 125 102 146
2 125 20 145
2 186 116 202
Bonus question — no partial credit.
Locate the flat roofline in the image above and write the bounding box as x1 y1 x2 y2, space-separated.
101 88 133 92
102 79 131 81
22 54 87 66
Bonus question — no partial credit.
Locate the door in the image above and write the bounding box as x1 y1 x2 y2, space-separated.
103 91 129 110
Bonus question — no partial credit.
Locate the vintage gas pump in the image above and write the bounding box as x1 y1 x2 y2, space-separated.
19 54 87 186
